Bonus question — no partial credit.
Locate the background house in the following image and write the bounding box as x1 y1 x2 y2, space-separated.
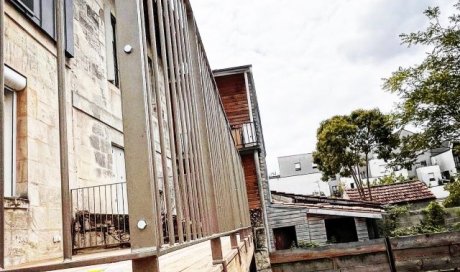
269 153 331 197
268 192 383 250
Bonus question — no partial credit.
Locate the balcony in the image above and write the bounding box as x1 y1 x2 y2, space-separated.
231 122 259 150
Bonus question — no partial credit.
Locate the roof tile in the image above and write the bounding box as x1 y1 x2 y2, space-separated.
344 181 436 205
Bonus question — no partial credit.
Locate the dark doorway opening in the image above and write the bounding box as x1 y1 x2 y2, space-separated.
324 217 358 243
366 218 380 240
273 226 297 250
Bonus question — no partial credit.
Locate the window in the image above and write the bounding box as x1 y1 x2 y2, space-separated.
18 0 34 11
4 90 17 197
294 162 301 171
428 173 435 182
350 183 355 189
312 163 318 169
11 0 74 57
421 160 427 167
105 8 119 87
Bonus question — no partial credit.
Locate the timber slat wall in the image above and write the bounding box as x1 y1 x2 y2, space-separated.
355 218 370 241
241 153 261 209
267 205 309 250
307 215 327 244
270 231 460 272
215 73 250 125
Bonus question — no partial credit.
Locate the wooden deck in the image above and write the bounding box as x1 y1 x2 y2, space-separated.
7 236 254 272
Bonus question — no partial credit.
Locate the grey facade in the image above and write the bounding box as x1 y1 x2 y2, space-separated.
278 153 320 178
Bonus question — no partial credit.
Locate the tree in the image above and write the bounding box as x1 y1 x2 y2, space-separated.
384 1 460 159
313 109 399 200
443 180 460 207
373 173 407 187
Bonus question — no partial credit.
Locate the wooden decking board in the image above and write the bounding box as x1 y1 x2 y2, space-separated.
5 236 255 272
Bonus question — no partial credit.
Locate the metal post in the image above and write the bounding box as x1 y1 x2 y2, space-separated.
230 233 238 249
164 0 191 243
385 236 397 272
0 0 5 268
147 0 185 243
211 237 223 265
115 0 159 270
139 0 164 248
55 0 72 261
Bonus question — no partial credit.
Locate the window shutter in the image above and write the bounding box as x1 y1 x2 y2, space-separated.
40 0 55 38
64 0 74 57
104 5 115 82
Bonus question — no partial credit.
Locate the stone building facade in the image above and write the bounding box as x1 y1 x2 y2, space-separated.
3 0 173 266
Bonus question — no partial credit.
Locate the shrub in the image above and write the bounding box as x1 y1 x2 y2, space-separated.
422 201 447 227
381 205 409 236
443 180 460 208
382 202 449 237
297 240 319 249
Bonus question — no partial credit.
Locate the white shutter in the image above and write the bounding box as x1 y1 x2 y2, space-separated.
4 90 16 197
112 145 127 214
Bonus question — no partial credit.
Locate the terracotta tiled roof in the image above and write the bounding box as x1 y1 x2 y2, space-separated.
344 181 436 205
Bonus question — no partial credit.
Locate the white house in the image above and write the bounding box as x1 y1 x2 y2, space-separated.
269 173 331 197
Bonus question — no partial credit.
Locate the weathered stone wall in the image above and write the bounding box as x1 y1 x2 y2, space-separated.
248 71 272 271
4 2 62 265
3 0 172 266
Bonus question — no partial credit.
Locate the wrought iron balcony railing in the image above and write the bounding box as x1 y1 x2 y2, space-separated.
231 122 259 150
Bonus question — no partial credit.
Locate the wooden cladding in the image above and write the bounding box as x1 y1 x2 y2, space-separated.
215 73 251 125
242 153 261 209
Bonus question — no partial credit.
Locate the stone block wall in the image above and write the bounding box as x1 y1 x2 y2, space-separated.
3 0 172 266
4 2 62 265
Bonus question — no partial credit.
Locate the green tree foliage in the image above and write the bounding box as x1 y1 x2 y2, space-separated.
443 179 460 207
373 173 407 187
313 109 399 200
422 201 447 227
384 1 460 161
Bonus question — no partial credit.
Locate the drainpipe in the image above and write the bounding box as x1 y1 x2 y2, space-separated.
0 0 5 268
56 0 72 260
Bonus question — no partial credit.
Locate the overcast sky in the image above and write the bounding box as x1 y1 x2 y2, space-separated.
190 0 456 174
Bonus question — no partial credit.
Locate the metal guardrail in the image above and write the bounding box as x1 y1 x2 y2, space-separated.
71 183 130 253
231 122 258 149
1 0 253 270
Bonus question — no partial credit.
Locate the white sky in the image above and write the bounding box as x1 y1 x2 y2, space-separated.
190 0 456 174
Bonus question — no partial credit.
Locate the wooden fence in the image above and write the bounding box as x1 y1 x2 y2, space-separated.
270 231 460 272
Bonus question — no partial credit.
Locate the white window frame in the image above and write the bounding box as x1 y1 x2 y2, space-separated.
4 89 17 197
